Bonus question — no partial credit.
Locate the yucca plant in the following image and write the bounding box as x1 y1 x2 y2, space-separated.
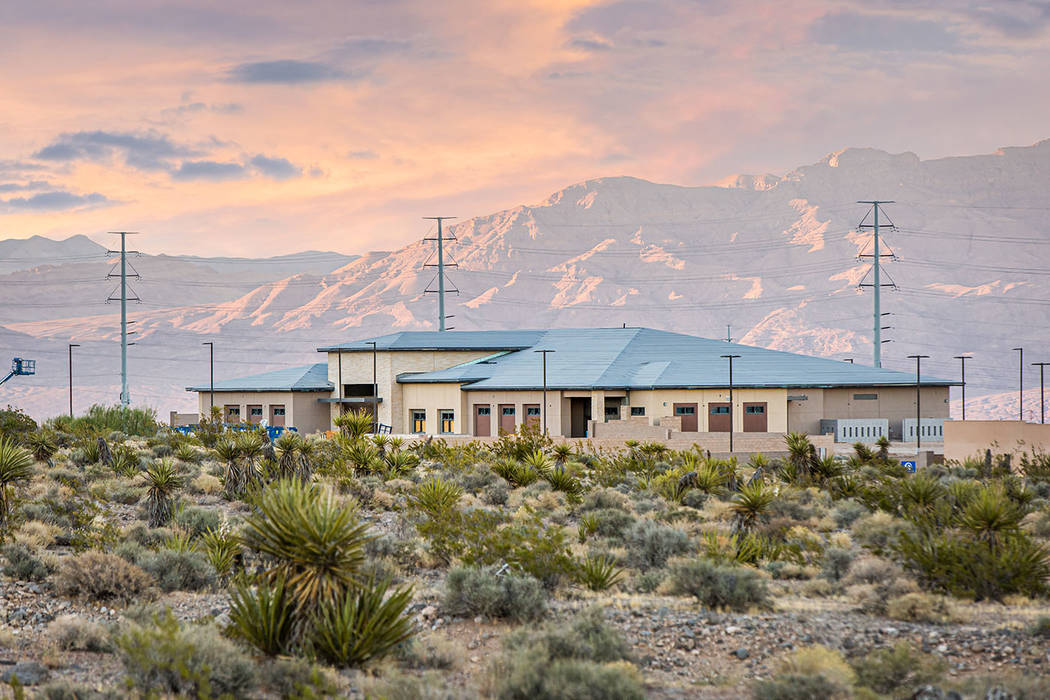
492 457 520 484
546 467 583 501
552 444 575 465
383 450 418 478
111 445 141 477
242 479 371 610
165 527 197 553
334 410 373 440
236 430 265 492
0 437 34 532
577 513 600 542
24 430 58 464
730 481 776 532
274 432 306 482
409 477 462 516
214 437 243 500
523 450 553 478
201 527 241 578
371 434 390 458
387 436 404 453
576 554 625 592
784 432 815 483
174 442 200 464
228 578 295 656
143 458 182 527
309 577 415 667
693 463 726 494
811 456 844 484
343 439 382 475
899 473 945 520
959 485 1024 548
853 442 876 463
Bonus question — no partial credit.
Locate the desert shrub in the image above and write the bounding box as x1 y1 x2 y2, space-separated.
622 519 691 570
581 488 631 513
173 505 220 539
123 524 174 548
97 481 145 505
777 644 855 688
667 558 768 611
843 555 901 585
852 641 946 695
1032 615 1050 638
443 566 547 621
630 570 665 593
53 405 158 437
885 592 956 624
200 528 241 578
752 674 843 700
0 406 37 443
832 499 867 528
47 615 112 652
35 680 118 699
151 444 173 458
116 611 254 697
820 547 855 581
309 576 415 668
853 511 916 555
483 481 509 505
189 473 222 495
228 578 295 656
257 656 338 699
137 550 216 592
54 551 155 604
0 436 35 532
2 542 54 582
586 508 637 540
576 554 625 592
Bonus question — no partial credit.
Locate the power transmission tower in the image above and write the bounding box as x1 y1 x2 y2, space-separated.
423 217 458 331
107 232 141 407
857 201 898 368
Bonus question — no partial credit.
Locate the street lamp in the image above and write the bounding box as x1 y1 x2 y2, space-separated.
68 343 80 418
953 355 972 421
1013 347 1024 421
534 349 555 436
366 341 378 433
1033 362 1049 425
201 342 214 413
720 354 741 453
908 355 930 450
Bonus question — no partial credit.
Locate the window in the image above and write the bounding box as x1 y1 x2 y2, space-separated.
224 406 240 417
272 407 286 416
604 406 620 418
675 406 696 416
526 407 541 417
631 406 645 417
440 410 454 434
477 406 491 416
343 383 376 397
411 410 426 433
250 407 263 416
502 407 515 416
745 405 765 415
853 393 878 400
710 406 730 414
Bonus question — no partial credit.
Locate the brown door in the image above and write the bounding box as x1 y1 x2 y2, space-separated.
270 405 286 427
524 404 540 429
743 402 767 432
499 405 516 435
570 398 590 438
708 403 731 432
674 403 698 432
224 405 241 423
474 405 491 437
248 405 263 425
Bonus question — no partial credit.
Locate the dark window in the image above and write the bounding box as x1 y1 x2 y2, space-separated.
344 383 376 397
710 406 730 414
604 406 620 417
526 407 541 417
477 406 491 416
440 410 454 434
853 393 878 400
250 407 263 416
675 406 696 415
225 406 240 416
502 407 515 416
745 405 765 414
631 406 645 416
411 410 426 433
272 407 286 416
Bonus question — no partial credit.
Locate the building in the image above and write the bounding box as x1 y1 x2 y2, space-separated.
186 363 333 435
187 328 953 439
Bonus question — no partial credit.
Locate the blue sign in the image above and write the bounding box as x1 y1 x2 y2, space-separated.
900 460 917 473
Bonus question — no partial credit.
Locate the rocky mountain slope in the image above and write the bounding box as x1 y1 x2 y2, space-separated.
3 142 1049 421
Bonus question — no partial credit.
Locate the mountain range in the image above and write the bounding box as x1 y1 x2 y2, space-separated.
2 141 1049 422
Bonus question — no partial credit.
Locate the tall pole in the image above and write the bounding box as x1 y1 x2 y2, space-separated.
721 354 741 453
535 349 555 436
1013 347 1024 421
858 201 895 368
107 232 139 407
953 355 971 421
68 343 80 418
201 342 214 412
908 355 929 449
367 341 378 433
423 217 456 331
1033 362 1049 425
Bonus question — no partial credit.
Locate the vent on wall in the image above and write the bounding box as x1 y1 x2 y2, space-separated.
787 394 808 401
853 393 878 400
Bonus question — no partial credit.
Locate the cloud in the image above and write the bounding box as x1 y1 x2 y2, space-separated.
324 37 413 62
172 160 247 181
347 150 379 160
567 36 615 51
162 102 244 118
0 180 51 192
249 154 301 180
32 130 198 171
226 59 351 84
809 11 962 52
2 191 111 211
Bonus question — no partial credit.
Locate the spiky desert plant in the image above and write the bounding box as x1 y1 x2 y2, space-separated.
876 435 891 460
959 485 1024 548
552 443 575 465
523 449 553 478
546 467 584 501
334 410 373 440
409 477 462 516
309 576 415 668
273 432 305 482
236 430 265 492
576 554 625 592
214 437 243 499
383 449 418 478
241 479 371 611
341 438 381 475
900 473 946 520
492 457 521 484
24 430 58 464
371 434 389 458
784 432 815 483
693 463 726 494
228 578 296 656
111 444 141 477
200 527 241 578
387 436 404 453
811 456 844 484
730 481 776 532
0 437 34 533
173 442 200 464
143 458 182 527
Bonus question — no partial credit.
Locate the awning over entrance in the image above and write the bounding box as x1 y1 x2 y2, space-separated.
318 397 384 404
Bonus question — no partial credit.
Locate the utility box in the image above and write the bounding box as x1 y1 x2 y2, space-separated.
820 418 889 443
903 418 945 443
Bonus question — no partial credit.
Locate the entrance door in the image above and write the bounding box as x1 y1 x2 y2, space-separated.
474 405 491 437
498 405 516 435
570 398 591 438
674 403 698 432
524 404 540 429
270 405 286 427
743 402 767 432
708 403 731 432
224 405 241 423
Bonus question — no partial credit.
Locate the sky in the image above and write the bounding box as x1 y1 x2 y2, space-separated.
1 0 1048 257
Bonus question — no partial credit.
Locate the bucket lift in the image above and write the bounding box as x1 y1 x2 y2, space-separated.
0 358 35 387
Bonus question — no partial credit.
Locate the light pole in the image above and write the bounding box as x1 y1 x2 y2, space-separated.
953 355 972 421
908 355 930 449
534 349 555 436
1013 347 1024 421
1033 362 1049 425
366 341 378 433
68 343 80 418
201 342 214 414
721 354 741 453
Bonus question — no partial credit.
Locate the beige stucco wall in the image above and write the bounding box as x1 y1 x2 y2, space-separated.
195 390 331 435
623 388 789 433
944 420 1050 463
787 386 950 438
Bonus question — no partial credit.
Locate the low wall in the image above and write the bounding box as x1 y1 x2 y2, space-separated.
944 420 1050 463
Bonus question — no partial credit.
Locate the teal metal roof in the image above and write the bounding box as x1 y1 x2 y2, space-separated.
318 330 544 353
391 328 955 390
186 363 333 393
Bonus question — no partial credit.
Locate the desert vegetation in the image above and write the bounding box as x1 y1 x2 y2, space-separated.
0 404 1047 697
